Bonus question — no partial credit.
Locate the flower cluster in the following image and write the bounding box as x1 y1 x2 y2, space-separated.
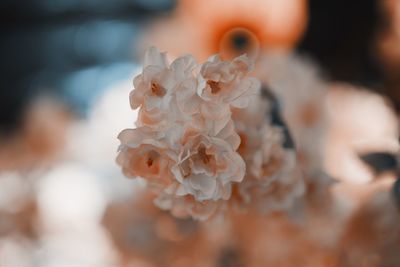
231 96 305 213
117 47 303 219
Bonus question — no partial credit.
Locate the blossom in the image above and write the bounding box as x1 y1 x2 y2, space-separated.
116 129 238 220
171 133 245 201
130 47 198 129
130 47 171 110
118 47 309 220
198 55 259 109
177 55 260 135
117 127 177 188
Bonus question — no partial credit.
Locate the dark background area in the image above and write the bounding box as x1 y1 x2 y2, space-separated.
0 0 387 133
299 0 382 85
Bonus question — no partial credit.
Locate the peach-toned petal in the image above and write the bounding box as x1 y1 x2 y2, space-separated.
188 174 217 200
144 46 169 68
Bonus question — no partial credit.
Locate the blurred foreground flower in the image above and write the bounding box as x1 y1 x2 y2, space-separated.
142 0 308 60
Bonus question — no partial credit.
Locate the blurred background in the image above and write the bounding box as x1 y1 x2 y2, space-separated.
1 0 398 132
0 0 400 266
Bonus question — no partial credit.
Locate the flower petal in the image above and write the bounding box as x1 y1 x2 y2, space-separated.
144 46 169 68
189 174 217 199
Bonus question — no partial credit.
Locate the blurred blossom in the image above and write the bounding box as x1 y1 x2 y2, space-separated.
38 163 106 228
325 84 399 184
0 237 37 267
0 172 32 213
256 52 329 192
0 171 39 267
142 0 308 60
0 96 72 171
35 164 119 267
37 226 118 267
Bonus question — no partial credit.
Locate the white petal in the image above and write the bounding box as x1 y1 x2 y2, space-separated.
171 55 197 77
189 174 216 199
144 47 169 68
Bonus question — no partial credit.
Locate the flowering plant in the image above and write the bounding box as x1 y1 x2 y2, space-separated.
117 47 303 220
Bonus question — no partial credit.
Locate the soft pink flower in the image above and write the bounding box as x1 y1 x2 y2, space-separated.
171 133 245 201
198 55 260 109
117 47 287 220
130 47 198 129
233 121 305 212
116 127 177 188
176 54 260 136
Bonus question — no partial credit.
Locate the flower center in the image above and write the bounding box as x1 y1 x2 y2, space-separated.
198 144 212 164
146 150 160 167
207 80 221 94
151 82 166 97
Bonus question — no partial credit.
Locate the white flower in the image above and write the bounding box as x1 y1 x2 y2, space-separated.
171 134 245 201
176 54 260 136
117 47 269 220
130 48 172 110
198 55 259 108
116 127 177 187
131 47 198 129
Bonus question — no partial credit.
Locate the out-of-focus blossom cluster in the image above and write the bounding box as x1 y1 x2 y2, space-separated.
256 53 328 190
143 0 308 61
117 47 304 219
231 94 304 213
